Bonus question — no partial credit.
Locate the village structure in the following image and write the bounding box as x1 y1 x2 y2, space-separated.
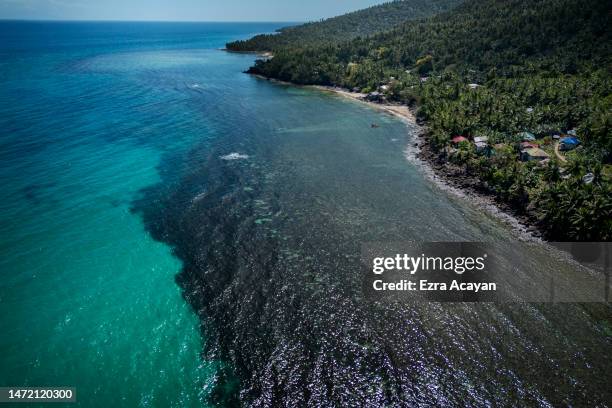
355 78 582 169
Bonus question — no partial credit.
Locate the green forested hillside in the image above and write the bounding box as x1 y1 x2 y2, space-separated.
225 0 463 51
250 0 609 86
242 0 612 240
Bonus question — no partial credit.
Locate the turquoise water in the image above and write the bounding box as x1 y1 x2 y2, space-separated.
1 22 610 407
0 22 284 407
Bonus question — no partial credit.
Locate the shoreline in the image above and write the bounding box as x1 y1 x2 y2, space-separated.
222 48 274 59
413 140 543 241
310 85 416 123
305 84 543 241
251 74 543 241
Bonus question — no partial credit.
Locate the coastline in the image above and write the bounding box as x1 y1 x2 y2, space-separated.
222 48 274 59
250 74 543 241
298 83 542 241
309 85 416 123
413 140 542 241
250 76 416 122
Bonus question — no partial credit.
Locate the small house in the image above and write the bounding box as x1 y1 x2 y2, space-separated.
473 136 489 153
521 147 549 162
567 129 578 136
475 141 488 153
519 131 536 141
468 83 480 90
520 141 538 150
380 84 390 91
559 137 580 151
451 136 468 145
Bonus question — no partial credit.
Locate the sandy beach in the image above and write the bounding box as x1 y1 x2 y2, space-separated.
311 85 415 123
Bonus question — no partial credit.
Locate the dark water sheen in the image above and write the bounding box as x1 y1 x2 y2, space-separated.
1 22 610 407
136 86 611 405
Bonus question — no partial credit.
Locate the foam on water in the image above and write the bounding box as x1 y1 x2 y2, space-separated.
220 152 250 160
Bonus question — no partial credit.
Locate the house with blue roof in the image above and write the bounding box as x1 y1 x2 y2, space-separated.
559 136 580 151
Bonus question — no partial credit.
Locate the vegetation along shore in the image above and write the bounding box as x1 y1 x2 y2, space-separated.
227 0 612 241
255 76 546 241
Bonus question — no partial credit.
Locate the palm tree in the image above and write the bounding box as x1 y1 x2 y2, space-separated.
543 161 561 182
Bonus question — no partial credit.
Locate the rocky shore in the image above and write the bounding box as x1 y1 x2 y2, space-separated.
304 82 546 241
415 131 545 241
248 72 545 241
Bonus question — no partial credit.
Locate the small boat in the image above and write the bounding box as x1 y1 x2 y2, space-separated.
371 123 380 128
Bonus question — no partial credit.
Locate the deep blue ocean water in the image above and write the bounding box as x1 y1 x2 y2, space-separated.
0 21 609 407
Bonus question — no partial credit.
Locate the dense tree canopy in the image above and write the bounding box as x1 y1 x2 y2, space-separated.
226 0 463 52
231 0 612 240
